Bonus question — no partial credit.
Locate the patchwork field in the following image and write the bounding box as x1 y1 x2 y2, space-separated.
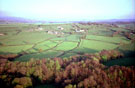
0 22 135 88
0 22 135 61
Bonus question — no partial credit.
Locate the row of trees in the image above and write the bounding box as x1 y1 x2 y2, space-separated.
111 29 135 41
0 50 134 88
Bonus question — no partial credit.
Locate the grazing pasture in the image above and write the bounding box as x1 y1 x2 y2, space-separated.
0 22 134 61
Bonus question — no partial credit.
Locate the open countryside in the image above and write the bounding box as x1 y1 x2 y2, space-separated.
0 22 134 61
0 22 135 88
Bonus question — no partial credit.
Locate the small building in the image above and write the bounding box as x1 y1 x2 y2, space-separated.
46 31 54 34
57 26 64 30
46 30 64 35
35 27 43 31
0 33 5 36
46 31 57 34
38 27 43 31
75 29 85 32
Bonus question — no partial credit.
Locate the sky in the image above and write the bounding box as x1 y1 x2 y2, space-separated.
0 0 135 21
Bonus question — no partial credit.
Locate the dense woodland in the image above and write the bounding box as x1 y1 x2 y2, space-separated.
0 50 135 88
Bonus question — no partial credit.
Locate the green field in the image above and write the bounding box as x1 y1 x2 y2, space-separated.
0 23 135 61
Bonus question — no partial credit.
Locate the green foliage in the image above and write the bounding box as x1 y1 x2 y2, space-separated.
55 60 61 71
12 77 33 88
65 84 73 88
1 75 7 79
92 57 99 62
46 60 54 70
14 85 23 88
12 78 20 85
73 85 77 88
119 70 123 76
101 55 108 61
20 77 32 88
82 63 86 68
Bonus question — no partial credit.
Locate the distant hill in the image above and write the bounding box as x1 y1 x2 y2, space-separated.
0 16 45 23
0 16 134 24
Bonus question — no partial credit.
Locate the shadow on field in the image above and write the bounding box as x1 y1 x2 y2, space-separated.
72 48 98 54
103 51 135 66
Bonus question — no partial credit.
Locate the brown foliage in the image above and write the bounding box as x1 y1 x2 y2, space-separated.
0 50 134 88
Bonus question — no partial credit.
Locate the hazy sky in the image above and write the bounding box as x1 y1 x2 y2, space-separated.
0 0 135 21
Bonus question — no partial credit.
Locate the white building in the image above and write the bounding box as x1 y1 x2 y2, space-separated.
75 29 85 32
47 31 64 35
0 33 5 36
38 27 43 31
57 26 64 30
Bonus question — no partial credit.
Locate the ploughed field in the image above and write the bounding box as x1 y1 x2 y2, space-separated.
0 22 135 88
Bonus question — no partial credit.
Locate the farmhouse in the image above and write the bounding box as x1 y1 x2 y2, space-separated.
27 27 43 32
57 26 64 30
0 33 5 36
35 27 43 31
46 30 64 35
47 31 57 34
75 29 85 33
37 27 43 31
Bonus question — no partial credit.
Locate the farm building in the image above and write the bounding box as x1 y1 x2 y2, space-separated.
0 33 5 36
35 27 43 31
75 29 85 32
46 31 64 35
57 26 64 30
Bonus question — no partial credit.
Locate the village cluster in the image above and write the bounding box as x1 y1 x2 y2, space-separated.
27 25 86 35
